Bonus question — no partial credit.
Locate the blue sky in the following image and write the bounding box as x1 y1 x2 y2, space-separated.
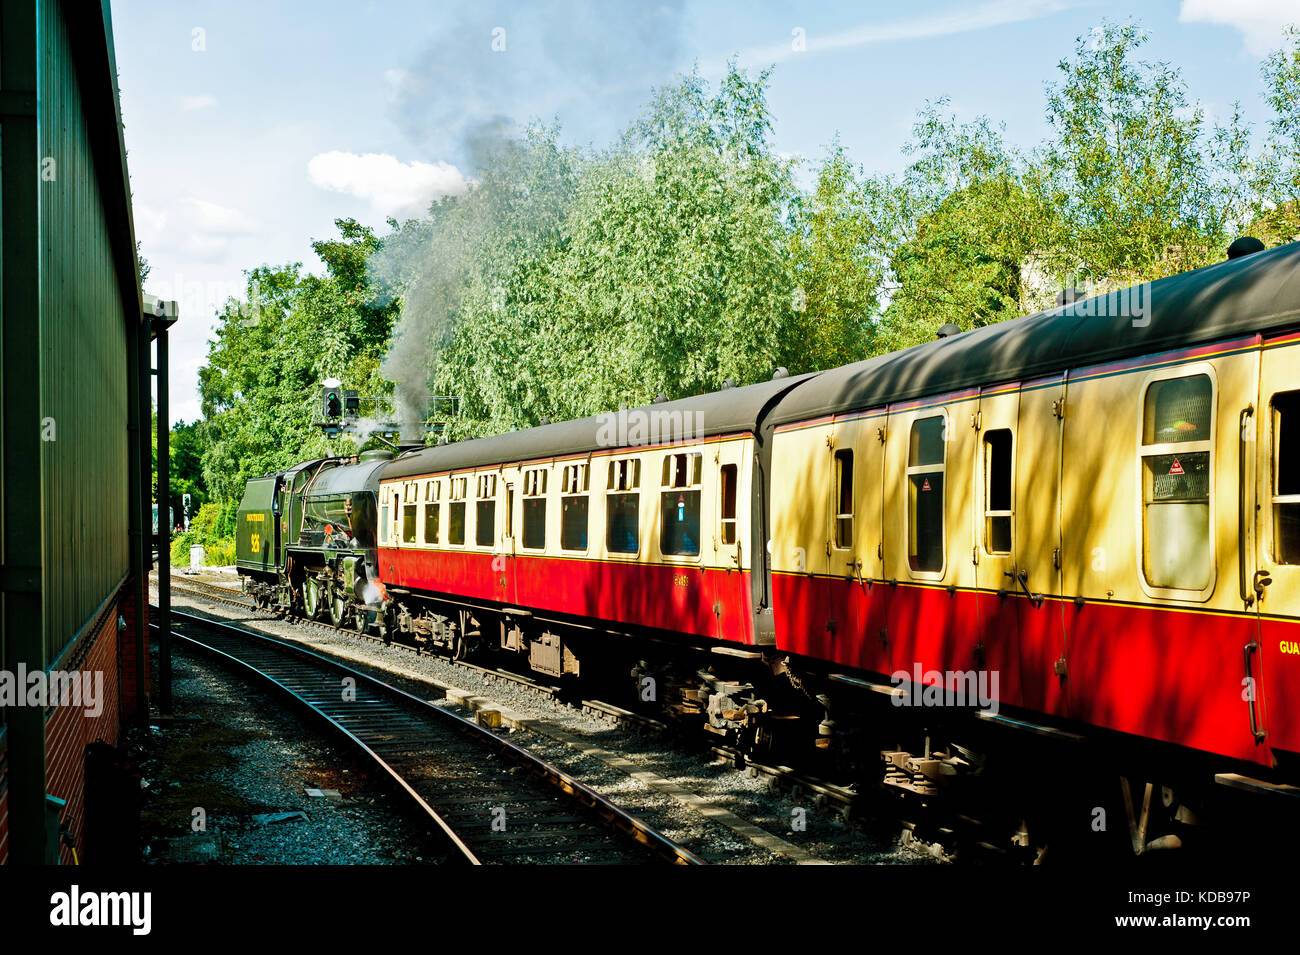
110 0 1299 423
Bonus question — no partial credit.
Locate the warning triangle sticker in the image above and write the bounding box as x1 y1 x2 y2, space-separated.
922 478 932 491
1168 458 1184 475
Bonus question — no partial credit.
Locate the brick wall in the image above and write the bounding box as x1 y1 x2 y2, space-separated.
0 730 8 865
117 579 149 723
43 605 122 864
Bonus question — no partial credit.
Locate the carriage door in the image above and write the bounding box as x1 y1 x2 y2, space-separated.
1014 374 1068 717
974 385 1023 704
711 439 750 641
1254 341 1300 753
501 475 517 605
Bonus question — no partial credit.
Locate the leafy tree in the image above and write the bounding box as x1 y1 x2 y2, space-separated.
1036 22 1239 285
1254 25 1300 245
786 140 901 370
198 220 398 501
879 104 1055 350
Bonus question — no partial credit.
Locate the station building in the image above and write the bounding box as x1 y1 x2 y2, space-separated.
1 0 161 865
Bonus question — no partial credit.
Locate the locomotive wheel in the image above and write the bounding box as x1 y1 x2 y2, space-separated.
302 578 323 620
353 607 373 635
376 609 393 645
328 584 347 628
452 631 468 661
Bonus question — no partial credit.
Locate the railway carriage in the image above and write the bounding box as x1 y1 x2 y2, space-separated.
375 377 807 682
767 241 1300 780
233 238 1300 854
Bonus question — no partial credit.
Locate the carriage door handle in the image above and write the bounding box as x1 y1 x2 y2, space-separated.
1244 641 1266 742
1004 569 1043 607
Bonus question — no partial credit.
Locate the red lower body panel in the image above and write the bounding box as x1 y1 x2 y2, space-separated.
379 547 756 644
773 572 1296 768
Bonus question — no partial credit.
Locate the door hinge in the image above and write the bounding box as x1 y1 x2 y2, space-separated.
1052 398 1065 419
1054 655 1068 677
970 410 981 430
972 546 979 566
876 427 886 444
1053 547 1061 569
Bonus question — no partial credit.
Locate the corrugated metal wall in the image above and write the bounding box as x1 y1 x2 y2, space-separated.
38 0 131 662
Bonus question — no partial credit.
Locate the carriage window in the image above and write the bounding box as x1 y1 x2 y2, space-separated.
476 474 497 546
449 477 467 546
1141 374 1213 590
523 467 546 549
424 499 440 544
1273 391 1300 563
561 463 590 550
834 450 853 549
984 429 1013 555
720 464 738 545
402 502 417 544
380 501 390 544
607 457 640 554
907 415 945 572
660 452 702 557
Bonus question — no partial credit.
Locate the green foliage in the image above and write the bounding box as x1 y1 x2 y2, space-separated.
191 21 1300 509
1036 22 1244 283
170 500 238 566
1254 25 1300 245
197 219 399 501
786 140 901 370
879 104 1053 350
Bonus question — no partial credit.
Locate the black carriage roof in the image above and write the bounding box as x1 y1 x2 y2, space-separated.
769 240 1300 424
384 373 814 479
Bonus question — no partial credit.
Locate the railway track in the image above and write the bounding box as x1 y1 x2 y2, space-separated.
157 606 704 865
165 575 995 860
166 575 866 813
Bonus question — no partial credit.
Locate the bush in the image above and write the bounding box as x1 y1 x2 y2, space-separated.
170 499 240 567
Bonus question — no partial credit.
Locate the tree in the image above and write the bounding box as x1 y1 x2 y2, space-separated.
198 220 398 501
1254 25 1300 245
878 103 1056 350
786 140 901 370
1037 22 1239 285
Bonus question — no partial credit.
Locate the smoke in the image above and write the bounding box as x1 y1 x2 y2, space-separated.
387 1 686 167
343 416 392 448
373 2 687 443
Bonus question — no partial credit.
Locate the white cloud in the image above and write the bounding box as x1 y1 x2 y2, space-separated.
1179 0 1299 56
139 197 260 264
179 94 217 111
178 197 259 236
307 150 469 220
723 0 1074 70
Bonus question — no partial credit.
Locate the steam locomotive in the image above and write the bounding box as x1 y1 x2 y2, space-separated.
238 240 1300 854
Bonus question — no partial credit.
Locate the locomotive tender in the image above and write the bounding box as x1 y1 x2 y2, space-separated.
238 241 1300 848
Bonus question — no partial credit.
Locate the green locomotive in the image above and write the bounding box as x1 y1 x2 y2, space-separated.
235 449 392 635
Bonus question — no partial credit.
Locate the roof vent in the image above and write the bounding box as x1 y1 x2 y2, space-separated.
935 324 962 339
539 417 551 426
654 392 668 403
359 449 393 463
772 367 789 379
1227 236 1265 260
721 378 736 390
